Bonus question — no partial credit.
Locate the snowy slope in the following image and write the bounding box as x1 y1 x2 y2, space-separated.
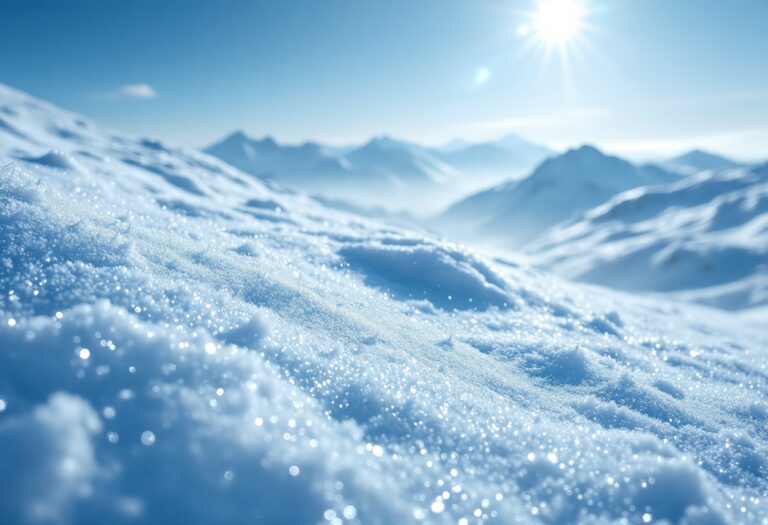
527 166 768 310
436 146 679 246
2 83 768 525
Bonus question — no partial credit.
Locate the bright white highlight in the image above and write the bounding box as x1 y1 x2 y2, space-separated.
534 0 585 44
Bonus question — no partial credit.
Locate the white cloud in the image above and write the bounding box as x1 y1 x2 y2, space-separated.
101 83 158 100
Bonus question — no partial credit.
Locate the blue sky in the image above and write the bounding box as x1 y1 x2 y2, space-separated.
2 0 767 159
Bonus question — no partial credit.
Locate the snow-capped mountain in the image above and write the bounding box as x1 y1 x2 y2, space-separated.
205 131 552 215
343 135 459 186
527 165 768 310
664 149 746 175
3 83 768 525
205 130 348 180
205 131 460 213
436 145 680 246
204 131 356 189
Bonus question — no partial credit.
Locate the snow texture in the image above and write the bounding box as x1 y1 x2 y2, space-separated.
2 82 768 525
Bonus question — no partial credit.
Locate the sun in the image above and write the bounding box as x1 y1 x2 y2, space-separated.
533 0 585 45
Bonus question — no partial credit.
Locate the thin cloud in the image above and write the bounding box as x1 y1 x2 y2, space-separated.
461 108 609 133
648 89 768 111
100 84 158 100
596 126 768 161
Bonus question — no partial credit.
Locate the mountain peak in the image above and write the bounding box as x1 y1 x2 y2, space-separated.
258 135 277 147
493 133 530 149
667 149 742 173
216 131 278 148
216 130 251 145
365 135 406 149
568 144 604 157
537 145 610 170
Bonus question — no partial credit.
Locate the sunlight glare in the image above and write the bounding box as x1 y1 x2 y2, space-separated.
534 0 585 45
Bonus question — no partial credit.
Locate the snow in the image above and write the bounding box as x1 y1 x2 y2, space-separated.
436 145 680 246
528 165 768 310
338 241 512 311
2 82 768 525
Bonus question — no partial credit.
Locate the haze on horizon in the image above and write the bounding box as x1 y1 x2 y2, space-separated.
2 0 767 160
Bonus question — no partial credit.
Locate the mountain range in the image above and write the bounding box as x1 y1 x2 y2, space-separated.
434 145 681 245
527 163 768 309
205 131 553 214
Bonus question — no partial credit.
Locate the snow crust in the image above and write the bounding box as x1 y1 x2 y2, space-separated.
2 82 768 524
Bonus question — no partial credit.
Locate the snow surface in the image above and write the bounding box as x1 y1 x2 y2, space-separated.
2 82 768 525
528 166 768 310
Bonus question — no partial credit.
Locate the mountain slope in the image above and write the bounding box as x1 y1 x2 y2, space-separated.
2 83 768 524
437 145 680 245
528 165 768 310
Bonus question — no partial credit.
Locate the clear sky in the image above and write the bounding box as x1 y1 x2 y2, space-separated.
2 0 767 159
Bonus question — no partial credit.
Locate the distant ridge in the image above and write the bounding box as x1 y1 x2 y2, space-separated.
205 131 553 213
664 149 745 174
436 144 679 245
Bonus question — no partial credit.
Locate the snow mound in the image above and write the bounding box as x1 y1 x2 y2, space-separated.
338 241 511 310
0 392 101 524
2 82 768 524
22 150 82 171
